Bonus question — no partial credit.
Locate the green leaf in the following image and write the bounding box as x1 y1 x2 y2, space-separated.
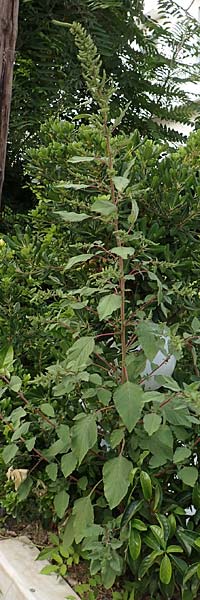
138 550 163 578
97 294 121 321
111 247 135 259
55 211 89 222
68 156 96 163
121 499 143 528
11 422 30 441
144 413 162 436
159 554 172 584
167 545 183 553
178 467 198 486
114 382 144 432
91 199 117 216
191 317 200 332
113 175 129 192
40 565 58 575
140 471 152 501
71 413 97 465
150 525 165 549
61 452 77 478
156 375 180 392
132 518 147 531
54 490 69 519
129 529 141 560
173 447 191 464
72 496 94 543
2 443 18 464
66 254 94 270
68 336 95 367
17 476 33 501
9 376 22 392
183 563 200 584
25 437 36 451
57 424 70 444
62 514 75 550
43 438 69 459
0 345 13 372
46 463 58 481
97 388 112 406
103 455 132 510
40 403 55 418
110 428 125 449
128 198 139 225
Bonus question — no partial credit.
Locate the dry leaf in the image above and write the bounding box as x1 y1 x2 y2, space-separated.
6 467 28 491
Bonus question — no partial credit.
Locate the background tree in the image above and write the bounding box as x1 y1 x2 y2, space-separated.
0 0 19 208
3 0 200 210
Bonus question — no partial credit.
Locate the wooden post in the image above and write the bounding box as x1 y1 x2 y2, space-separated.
0 0 19 209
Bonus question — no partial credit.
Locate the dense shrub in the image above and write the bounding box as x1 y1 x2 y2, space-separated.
0 23 200 599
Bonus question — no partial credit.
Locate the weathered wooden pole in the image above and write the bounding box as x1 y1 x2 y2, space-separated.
0 0 19 209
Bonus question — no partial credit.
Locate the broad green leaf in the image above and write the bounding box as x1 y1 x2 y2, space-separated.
68 336 95 367
11 422 30 441
91 199 117 216
111 247 135 259
97 388 112 406
97 294 121 321
57 424 70 444
159 554 172 584
0 345 14 373
156 375 180 392
121 499 143 528
2 443 18 464
148 425 174 466
17 476 33 501
9 407 26 428
137 321 164 361
178 467 198 487
173 447 191 464
61 452 77 478
65 253 94 270
110 428 125 449
72 496 94 543
129 529 141 560
191 317 200 332
55 211 89 222
183 563 200 584
103 455 132 509
113 175 129 192
114 382 144 432
40 565 58 575
25 436 36 451
68 156 96 163
132 518 147 532
138 550 163 578
54 490 69 519
40 403 55 418
150 525 165 549
43 438 69 459
71 413 97 465
9 376 22 392
62 515 75 550
144 413 162 436
46 463 58 481
167 545 183 553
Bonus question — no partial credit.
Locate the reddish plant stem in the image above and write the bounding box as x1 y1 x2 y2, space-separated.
104 120 127 384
